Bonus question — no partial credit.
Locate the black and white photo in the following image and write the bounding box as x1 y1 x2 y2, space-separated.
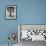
5 5 16 20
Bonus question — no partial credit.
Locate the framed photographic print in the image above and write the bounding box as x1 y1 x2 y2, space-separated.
5 5 16 20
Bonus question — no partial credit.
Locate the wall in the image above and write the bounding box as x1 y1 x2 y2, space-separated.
0 0 46 44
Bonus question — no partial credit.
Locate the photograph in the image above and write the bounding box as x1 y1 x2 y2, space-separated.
18 24 46 46
5 5 16 20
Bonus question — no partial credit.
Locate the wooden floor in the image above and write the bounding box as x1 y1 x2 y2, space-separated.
19 39 46 46
0 40 46 46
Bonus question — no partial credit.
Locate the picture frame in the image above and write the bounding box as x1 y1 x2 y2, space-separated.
5 5 16 20
18 24 46 42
